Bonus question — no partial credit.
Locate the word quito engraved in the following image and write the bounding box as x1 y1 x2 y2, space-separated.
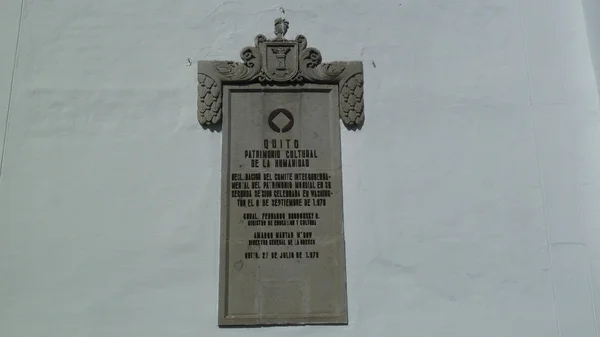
198 18 364 327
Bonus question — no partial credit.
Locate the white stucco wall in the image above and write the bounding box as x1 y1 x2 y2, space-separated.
1 1 600 336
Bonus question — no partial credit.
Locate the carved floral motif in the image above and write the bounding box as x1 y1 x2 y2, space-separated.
340 74 364 126
197 73 221 125
197 19 364 127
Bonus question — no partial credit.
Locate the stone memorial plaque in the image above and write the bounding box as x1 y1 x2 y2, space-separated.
198 18 364 326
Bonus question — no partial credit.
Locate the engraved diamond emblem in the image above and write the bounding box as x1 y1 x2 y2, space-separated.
272 113 290 129
268 109 294 133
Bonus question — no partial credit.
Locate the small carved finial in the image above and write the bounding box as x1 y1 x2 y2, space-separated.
274 18 289 40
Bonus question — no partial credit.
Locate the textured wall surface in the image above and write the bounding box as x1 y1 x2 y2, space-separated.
1 0 600 336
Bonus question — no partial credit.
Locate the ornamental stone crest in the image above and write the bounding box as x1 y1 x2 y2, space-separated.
198 18 364 127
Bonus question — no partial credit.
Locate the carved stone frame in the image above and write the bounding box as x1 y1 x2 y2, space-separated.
204 19 359 327
198 19 364 127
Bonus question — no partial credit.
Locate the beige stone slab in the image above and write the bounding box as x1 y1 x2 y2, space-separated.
218 84 347 326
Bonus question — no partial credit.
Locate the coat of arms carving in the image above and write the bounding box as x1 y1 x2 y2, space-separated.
197 18 365 127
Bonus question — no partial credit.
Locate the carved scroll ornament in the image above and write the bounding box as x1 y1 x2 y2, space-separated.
198 18 364 127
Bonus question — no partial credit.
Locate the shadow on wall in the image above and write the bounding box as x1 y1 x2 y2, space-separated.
582 0 600 103
201 123 222 133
